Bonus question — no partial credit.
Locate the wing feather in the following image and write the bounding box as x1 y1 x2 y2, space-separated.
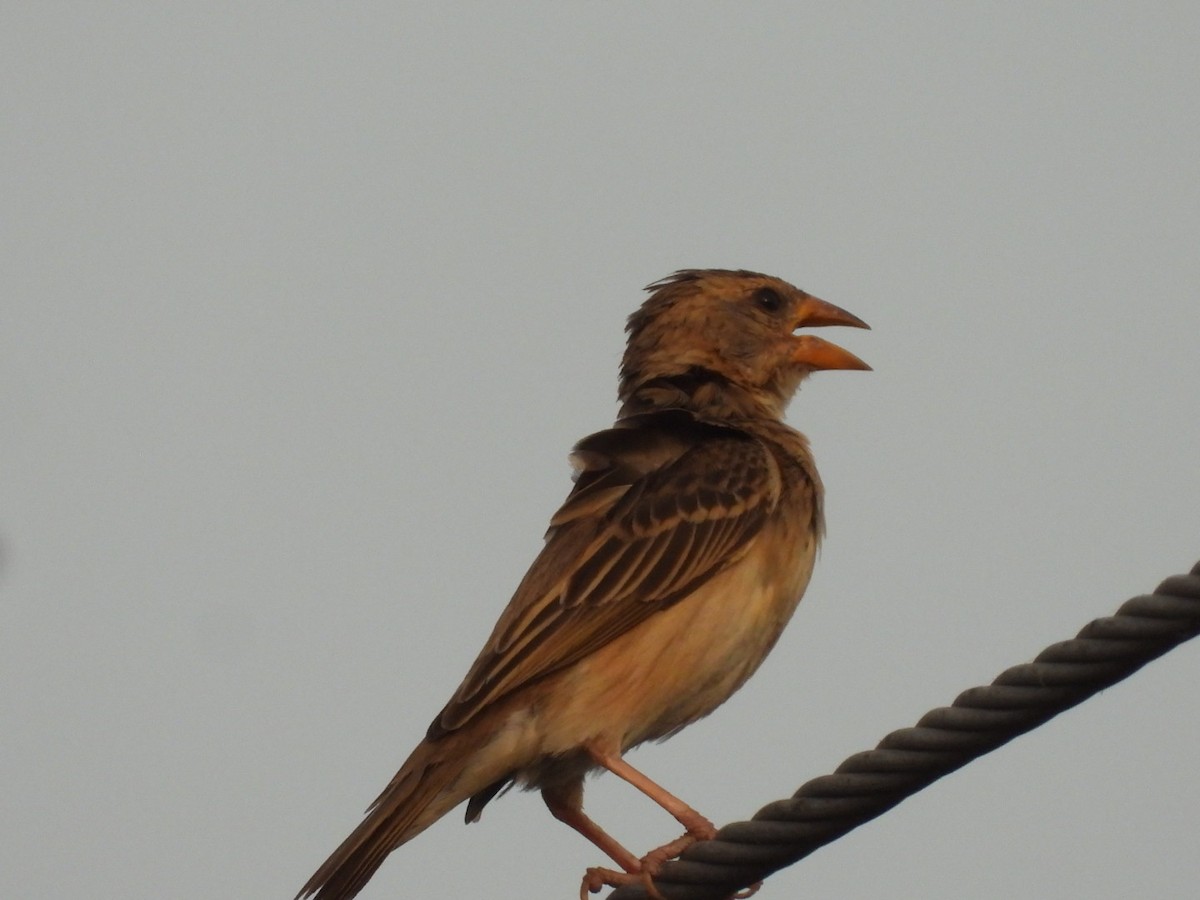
428 417 778 738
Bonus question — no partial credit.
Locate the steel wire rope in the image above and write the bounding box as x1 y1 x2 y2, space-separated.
608 560 1200 899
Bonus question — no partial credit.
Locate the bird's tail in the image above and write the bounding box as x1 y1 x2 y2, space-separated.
296 728 487 900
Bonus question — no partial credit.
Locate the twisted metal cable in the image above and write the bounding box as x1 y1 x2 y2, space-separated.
610 561 1200 900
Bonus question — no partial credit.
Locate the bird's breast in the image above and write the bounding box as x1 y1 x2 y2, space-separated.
531 514 819 758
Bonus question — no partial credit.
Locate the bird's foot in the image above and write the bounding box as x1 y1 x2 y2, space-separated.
580 865 666 900
578 861 759 900
579 827 716 899
638 830 701 873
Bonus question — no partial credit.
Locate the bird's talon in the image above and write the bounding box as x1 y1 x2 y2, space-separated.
640 867 667 900
639 832 697 872
580 866 647 899
580 866 610 897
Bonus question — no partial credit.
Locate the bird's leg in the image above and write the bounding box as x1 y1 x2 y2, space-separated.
542 783 659 900
549 756 759 900
543 782 641 872
586 744 717 843
574 742 720 897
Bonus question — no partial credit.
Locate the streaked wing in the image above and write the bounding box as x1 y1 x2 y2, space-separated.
429 415 779 737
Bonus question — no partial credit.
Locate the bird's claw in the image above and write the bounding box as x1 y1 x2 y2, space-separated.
639 831 699 873
579 830 710 900
579 859 759 900
579 865 667 900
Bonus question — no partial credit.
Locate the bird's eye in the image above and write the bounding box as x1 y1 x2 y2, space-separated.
753 287 783 313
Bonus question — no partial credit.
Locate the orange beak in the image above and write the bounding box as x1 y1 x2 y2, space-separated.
791 335 872 371
792 294 871 331
790 294 871 371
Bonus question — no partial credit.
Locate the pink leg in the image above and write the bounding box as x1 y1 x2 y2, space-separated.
542 783 641 874
568 742 724 897
543 783 661 899
586 744 717 841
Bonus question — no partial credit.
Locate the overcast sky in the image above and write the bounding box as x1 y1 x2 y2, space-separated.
4 4 1200 900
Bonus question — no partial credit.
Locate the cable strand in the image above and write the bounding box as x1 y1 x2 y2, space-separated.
608 561 1200 899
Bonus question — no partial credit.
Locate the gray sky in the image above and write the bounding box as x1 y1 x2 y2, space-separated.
4 4 1199 899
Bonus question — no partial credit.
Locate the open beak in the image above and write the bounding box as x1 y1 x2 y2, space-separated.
790 294 871 371
793 294 871 331
791 335 871 371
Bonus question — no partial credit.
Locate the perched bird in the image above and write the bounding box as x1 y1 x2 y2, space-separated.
297 269 870 900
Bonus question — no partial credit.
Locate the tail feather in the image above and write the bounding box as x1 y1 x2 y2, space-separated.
296 734 477 900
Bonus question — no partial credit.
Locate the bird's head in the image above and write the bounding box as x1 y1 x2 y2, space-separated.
619 269 870 420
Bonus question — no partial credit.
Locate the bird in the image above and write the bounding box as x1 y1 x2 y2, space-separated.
296 269 870 900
